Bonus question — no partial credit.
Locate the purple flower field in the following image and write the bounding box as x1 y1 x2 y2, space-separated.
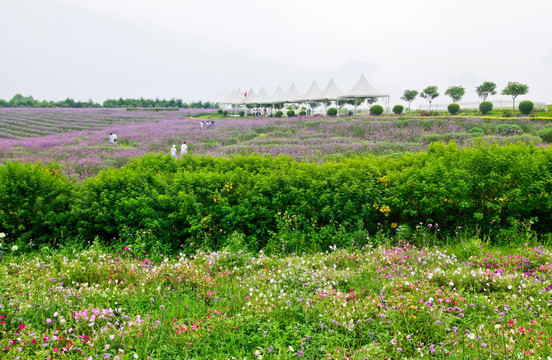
0 108 548 179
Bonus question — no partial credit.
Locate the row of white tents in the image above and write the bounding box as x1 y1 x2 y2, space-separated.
223 74 390 113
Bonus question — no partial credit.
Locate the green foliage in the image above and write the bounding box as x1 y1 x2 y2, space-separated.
476 81 497 101
400 89 418 110
496 124 523 136
370 105 384 115
299 110 307 116
392 105 404 114
0 162 73 246
238 110 245 117
217 109 223 114
286 110 295 117
501 81 529 110
275 111 284 118
222 110 229 117
537 128 552 143
326 108 338 116
445 86 465 103
5 143 552 253
479 101 493 115
420 86 439 111
518 100 534 115
468 127 485 136
447 103 460 115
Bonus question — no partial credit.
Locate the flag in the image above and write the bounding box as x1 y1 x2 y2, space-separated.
243 91 248 98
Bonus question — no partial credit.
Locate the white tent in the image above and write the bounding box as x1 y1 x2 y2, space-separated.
339 74 390 114
227 88 243 105
318 78 343 100
282 83 303 103
302 80 323 102
251 86 270 105
268 85 286 104
223 89 238 104
340 74 387 99
239 88 256 105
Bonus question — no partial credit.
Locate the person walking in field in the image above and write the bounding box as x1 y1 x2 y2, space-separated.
109 133 114 144
112 133 118 145
180 141 188 156
200 121 204 130
170 144 177 159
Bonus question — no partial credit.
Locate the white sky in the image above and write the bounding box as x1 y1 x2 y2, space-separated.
2 0 552 107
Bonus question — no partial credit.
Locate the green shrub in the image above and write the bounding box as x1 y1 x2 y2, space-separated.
0 162 73 246
479 101 493 115
217 109 223 114
222 110 228 117
501 109 514 117
468 127 485 136
519 100 534 115
496 124 523 136
392 105 404 115
275 111 283 118
447 103 460 115
370 105 384 115
299 110 307 116
286 110 295 117
537 128 552 143
238 110 245 117
327 108 338 116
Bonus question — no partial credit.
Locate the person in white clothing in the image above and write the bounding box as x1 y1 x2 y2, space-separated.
170 144 177 159
112 133 118 145
180 141 188 156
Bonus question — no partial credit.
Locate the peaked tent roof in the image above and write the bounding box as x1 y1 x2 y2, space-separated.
250 87 270 104
281 83 303 103
340 74 387 99
223 89 238 104
239 88 256 105
302 80 323 101
228 88 243 105
316 78 343 100
268 85 286 104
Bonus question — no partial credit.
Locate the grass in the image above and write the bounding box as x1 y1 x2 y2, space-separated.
1 229 552 359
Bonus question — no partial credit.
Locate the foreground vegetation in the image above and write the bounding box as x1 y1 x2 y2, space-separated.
1 233 551 359
2 142 552 254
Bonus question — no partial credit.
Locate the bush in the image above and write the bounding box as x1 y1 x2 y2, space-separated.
0 162 73 246
468 127 485 136
238 110 245 117
217 109 223 114
537 128 552 143
299 110 307 116
370 105 384 115
275 111 283 118
479 101 493 115
222 110 228 117
519 100 534 115
496 124 523 136
286 110 295 117
327 108 338 116
447 103 460 115
501 109 514 117
392 105 404 115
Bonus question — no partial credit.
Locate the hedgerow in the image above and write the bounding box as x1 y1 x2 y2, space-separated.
2 142 552 253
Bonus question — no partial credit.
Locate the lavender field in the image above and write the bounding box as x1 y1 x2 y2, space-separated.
0 108 548 178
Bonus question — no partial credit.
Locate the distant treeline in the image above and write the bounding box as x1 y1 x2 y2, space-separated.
0 94 218 109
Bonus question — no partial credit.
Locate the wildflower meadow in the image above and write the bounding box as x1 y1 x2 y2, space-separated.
2 109 552 359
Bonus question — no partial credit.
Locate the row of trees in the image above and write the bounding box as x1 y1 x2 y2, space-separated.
401 82 530 111
0 94 219 109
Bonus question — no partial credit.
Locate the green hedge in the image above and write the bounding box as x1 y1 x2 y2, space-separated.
2 142 552 252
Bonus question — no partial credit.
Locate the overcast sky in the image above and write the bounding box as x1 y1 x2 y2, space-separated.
2 0 552 107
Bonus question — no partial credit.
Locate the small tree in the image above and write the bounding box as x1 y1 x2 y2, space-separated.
445 86 465 103
400 90 418 110
476 81 497 101
501 82 529 110
420 86 439 112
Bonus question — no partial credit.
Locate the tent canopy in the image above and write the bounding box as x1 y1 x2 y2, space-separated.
339 74 387 99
